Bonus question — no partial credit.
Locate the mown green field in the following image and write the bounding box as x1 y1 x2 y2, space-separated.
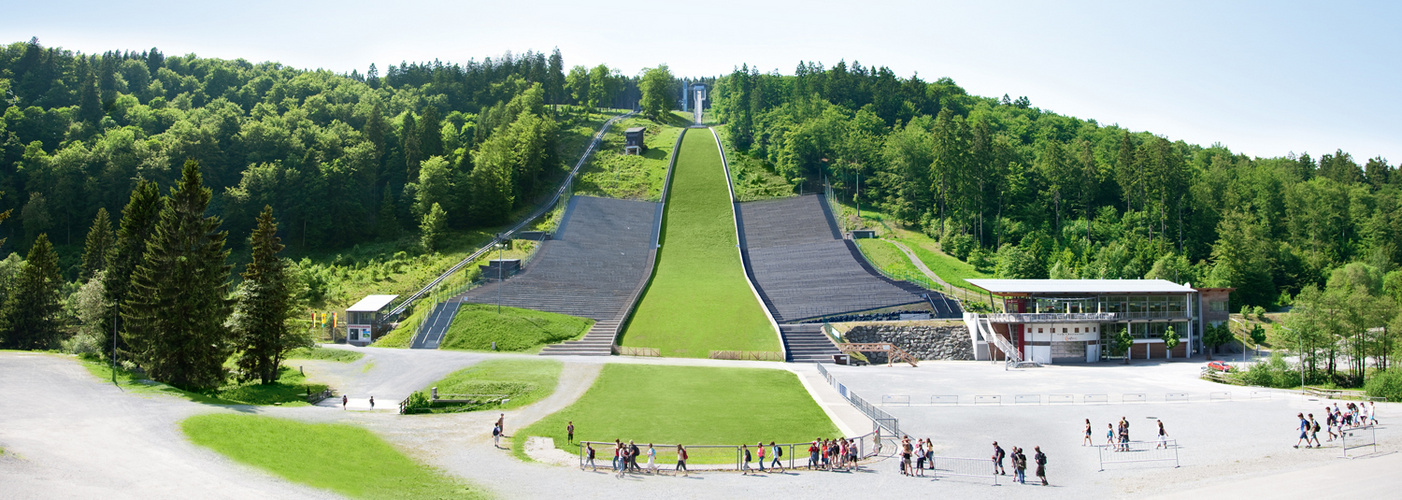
619 130 777 357
285 347 364 362
182 414 481 499
515 364 839 464
438 304 592 353
420 358 562 411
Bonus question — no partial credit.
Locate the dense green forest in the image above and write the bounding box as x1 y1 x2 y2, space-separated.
714 62 1402 309
0 38 650 387
0 38 643 264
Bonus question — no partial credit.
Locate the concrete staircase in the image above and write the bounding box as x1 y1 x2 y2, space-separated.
782 324 843 363
538 320 620 356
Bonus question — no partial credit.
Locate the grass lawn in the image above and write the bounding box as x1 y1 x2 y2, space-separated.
418 358 562 412
439 304 592 353
515 364 839 464
182 414 481 499
619 130 777 357
893 231 991 292
286 347 364 362
855 239 922 278
80 358 325 406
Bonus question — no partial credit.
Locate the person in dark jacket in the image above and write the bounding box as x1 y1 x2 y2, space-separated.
1034 446 1048 485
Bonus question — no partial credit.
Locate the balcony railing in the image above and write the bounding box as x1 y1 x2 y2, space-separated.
981 312 1188 323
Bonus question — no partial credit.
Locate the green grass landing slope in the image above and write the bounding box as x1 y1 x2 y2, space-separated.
182 414 481 499
619 130 776 357
517 364 839 463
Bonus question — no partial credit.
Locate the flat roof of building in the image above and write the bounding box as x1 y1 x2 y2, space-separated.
965 279 1196 295
346 294 398 312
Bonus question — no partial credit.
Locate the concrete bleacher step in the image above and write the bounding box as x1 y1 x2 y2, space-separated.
779 324 843 363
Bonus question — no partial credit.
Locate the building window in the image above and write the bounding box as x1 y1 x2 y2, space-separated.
1210 301 1227 312
1074 328 1080 333
1038 328 1044 333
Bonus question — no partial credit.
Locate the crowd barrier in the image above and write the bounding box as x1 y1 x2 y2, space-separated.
871 390 1295 406
1341 425 1378 458
1096 439 1180 470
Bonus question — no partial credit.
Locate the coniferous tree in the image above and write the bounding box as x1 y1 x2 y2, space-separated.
104 180 163 357
80 207 114 281
232 205 305 384
402 112 422 181
419 106 444 160
365 101 388 164
78 64 103 123
377 190 400 240
0 234 62 350
123 161 233 390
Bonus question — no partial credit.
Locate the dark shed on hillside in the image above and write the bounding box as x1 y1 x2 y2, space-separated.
624 127 646 155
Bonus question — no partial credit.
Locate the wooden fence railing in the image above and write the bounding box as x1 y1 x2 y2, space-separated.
708 350 784 361
838 342 919 367
612 345 661 357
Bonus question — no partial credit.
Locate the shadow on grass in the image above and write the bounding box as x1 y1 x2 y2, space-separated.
81 358 326 407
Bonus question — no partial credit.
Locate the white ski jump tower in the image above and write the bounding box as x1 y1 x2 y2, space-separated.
691 83 706 124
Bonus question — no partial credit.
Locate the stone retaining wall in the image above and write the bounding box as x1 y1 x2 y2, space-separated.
843 324 974 363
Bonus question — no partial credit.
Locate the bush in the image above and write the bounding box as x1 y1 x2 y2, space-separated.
1365 369 1402 401
61 331 103 357
1236 352 1300 388
403 390 432 414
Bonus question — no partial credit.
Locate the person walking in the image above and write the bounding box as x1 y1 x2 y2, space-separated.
1033 446 1048 486
492 423 502 448
629 441 641 472
741 444 753 475
770 441 785 472
1308 414 1322 448
586 443 597 471
1295 413 1311 448
1369 401 1380 425
922 438 932 472
756 441 766 472
808 440 820 470
1083 419 1093 446
1326 408 1339 442
1012 447 1026 484
342 394 348 410
992 441 1006 475
567 421 575 444
616 442 629 478
820 439 830 470
676 444 689 477
496 414 505 437
612 440 622 473
1106 423 1115 447
1155 420 1168 449
646 443 657 474
369 396 375 409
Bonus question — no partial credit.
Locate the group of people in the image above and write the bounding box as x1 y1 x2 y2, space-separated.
992 441 1048 485
741 441 794 474
803 438 859 472
1296 401 1379 448
583 440 690 477
899 436 933 476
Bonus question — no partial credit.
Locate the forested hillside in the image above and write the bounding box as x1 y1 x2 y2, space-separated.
714 62 1402 310
0 38 640 267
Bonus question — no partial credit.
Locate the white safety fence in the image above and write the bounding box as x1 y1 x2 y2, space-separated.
1340 425 1378 458
1096 439 1180 471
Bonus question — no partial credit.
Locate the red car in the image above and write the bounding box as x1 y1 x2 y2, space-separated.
1206 361 1233 372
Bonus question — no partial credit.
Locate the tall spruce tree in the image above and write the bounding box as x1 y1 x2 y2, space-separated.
232 205 305 384
419 105 444 160
377 190 400 239
105 180 164 357
80 207 114 281
123 161 233 389
1 234 62 350
402 112 422 181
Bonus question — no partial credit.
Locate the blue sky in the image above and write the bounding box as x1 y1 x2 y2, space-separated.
4 0 1399 163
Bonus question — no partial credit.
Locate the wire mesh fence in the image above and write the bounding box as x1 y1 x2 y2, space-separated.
1096 439 1180 470
816 363 901 437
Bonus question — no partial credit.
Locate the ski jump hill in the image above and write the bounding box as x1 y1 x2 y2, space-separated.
735 194 961 323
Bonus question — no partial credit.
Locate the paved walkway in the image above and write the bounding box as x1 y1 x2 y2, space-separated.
6 348 1401 499
888 239 980 303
